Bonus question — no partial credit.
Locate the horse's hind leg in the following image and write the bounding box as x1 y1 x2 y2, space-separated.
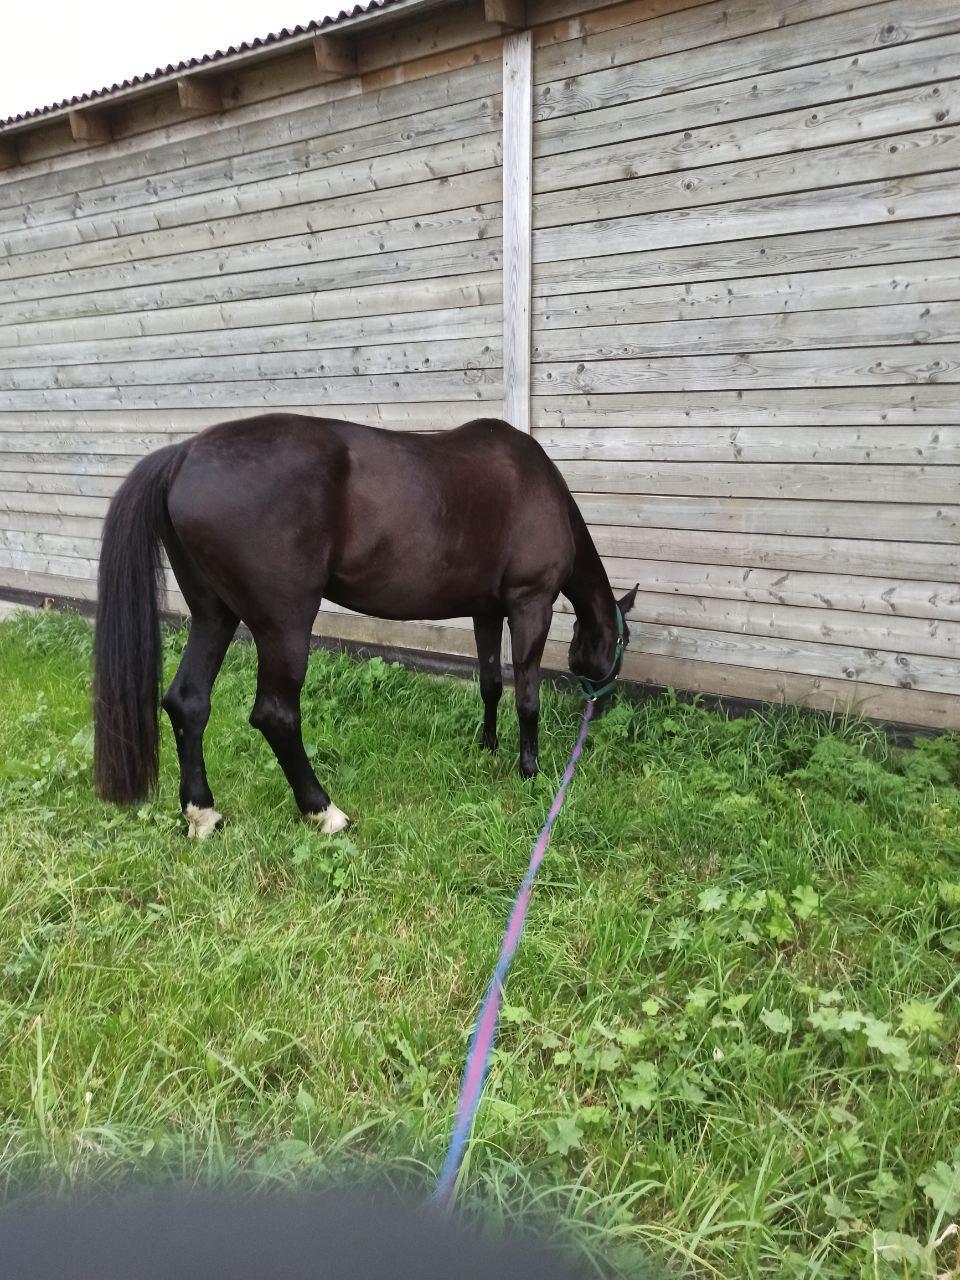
249 619 349 832
162 597 238 838
472 614 504 752
161 527 238 837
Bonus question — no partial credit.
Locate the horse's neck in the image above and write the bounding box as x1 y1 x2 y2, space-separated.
565 521 614 632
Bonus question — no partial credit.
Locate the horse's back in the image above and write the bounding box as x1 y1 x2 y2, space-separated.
164 413 578 621
170 411 561 502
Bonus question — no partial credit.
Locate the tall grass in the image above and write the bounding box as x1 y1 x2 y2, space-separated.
0 609 958 1277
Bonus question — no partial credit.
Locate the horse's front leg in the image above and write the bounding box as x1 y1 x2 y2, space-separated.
507 596 553 779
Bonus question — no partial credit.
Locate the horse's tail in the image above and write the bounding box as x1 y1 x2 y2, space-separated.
93 443 186 804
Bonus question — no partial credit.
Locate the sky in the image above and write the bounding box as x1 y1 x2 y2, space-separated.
0 0 347 119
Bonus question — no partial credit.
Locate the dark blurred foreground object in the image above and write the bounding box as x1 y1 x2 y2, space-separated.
0 1188 593 1280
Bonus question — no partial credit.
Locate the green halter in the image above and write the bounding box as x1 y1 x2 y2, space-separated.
579 604 625 702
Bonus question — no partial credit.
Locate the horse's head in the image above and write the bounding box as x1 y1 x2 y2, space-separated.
568 584 638 692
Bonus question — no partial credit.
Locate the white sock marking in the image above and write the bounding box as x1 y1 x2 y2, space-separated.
184 804 222 839
308 802 351 834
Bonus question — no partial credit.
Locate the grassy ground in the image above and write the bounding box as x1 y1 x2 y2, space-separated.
0 608 958 1278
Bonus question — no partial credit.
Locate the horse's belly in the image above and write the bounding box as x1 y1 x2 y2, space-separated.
326 577 502 621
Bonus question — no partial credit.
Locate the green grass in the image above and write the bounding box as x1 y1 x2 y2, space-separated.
1 608 959 1278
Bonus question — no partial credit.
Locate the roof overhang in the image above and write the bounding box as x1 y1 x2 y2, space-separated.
0 0 455 137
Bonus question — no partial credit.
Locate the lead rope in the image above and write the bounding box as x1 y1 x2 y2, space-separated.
431 697 597 1213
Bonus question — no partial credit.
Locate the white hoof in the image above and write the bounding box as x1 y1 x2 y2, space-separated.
184 804 222 839
308 803 351 835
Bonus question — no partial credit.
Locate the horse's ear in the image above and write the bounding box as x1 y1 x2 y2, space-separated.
617 583 639 616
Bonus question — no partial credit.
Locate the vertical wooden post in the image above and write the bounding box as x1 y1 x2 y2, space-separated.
501 29 532 434
501 28 533 668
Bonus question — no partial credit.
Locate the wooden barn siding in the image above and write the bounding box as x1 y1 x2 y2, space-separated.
1 0 959 729
526 0 960 729
0 5 507 651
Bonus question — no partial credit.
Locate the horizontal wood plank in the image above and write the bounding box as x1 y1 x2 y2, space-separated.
576 493 959 543
535 345 960 394
0 492 110 519
535 79 960 196
0 509 105 539
532 386 960 427
0 306 502 372
527 0 710 33
608 616 960 696
589 524 960 582
0 240 505 327
4 423 955 467
535 0 892 83
534 215 960 296
534 167 960 264
0 368 504 412
3 335 503 391
555 461 960 503
533 345 960 394
536 425 960 464
535 125 960 232
557 587 960 662
534 259 960 328
0 274 503 350
1 133 503 260
2 171 504 280
0 548 99 581
0 403 490 432
0 455 138 479
533 302 960 361
1 204 503 302
534 0 960 113
535 30 960 157
587 555 960 624
613 648 960 730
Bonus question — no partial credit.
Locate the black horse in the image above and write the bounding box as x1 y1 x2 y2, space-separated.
93 414 637 835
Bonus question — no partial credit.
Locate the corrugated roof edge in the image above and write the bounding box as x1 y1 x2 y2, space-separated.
1 0 430 131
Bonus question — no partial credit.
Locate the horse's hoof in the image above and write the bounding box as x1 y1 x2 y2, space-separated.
308 803 351 835
519 761 539 780
184 804 223 839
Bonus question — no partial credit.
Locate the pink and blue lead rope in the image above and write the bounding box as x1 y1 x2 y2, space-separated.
432 698 596 1212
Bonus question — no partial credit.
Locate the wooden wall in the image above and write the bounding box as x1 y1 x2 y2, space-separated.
0 3 505 653
1 0 958 728
528 0 960 729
